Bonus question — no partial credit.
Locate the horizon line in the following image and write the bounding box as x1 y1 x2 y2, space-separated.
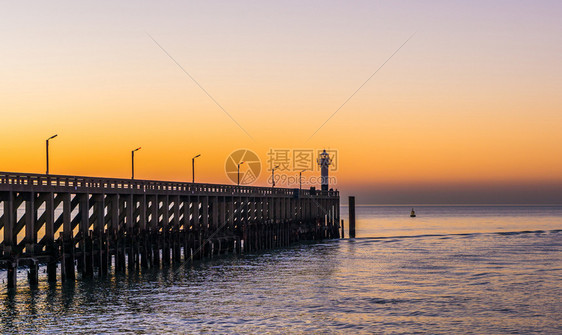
340 203 562 206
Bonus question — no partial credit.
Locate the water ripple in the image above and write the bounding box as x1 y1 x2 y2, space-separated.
1 207 561 334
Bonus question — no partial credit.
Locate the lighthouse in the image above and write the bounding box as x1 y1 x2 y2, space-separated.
317 149 332 192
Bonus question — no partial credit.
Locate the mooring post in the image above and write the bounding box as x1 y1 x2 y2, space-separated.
85 230 94 278
101 231 109 275
106 231 111 274
146 230 153 268
248 224 253 253
60 232 74 282
7 260 17 289
47 241 58 283
141 230 149 269
66 237 76 281
60 233 67 280
115 235 122 272
95 232 102 277
28 259 39 287
341 219 345 239
189 233 194 259
349 196 356 238
134 229 141 271
127 229 135 271
182 230 188 262
119 233 127 272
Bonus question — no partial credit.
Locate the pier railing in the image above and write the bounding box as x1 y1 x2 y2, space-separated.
0 171 339 197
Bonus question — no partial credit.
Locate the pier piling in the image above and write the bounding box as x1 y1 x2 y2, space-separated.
349 196 356 238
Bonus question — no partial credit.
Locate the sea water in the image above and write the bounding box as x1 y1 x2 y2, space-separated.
1 205 560 334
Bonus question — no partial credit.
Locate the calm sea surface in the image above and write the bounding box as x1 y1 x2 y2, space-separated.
1 205 561 334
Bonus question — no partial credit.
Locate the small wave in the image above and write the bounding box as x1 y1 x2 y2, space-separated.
356 234 449 240
495 230 545 236
335 296 408 306
472 272 491 277
367 297 403 305
468 281 490 286
355 229 558 241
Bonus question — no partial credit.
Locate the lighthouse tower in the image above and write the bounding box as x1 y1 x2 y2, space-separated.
317 149 332 192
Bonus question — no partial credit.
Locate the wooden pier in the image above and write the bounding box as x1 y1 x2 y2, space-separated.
0 172 340 289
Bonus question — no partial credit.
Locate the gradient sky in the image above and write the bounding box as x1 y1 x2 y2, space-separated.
1 1 561 204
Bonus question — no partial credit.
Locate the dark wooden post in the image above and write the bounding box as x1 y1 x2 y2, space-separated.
126 193 135 270
28 259 39 287
63 193 75 281
173 195 181 263
46 192 57 283
162 195 170 264
79 193 90 277
7 261 17 289
349 196 356 238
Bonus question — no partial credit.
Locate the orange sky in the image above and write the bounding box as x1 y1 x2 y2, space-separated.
1 1 561 203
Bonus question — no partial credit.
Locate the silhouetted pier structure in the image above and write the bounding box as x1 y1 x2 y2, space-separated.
0 172 339 289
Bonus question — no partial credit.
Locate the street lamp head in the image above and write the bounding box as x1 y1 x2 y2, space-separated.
133 147 141 152
193 154 201 159
47 134 58 140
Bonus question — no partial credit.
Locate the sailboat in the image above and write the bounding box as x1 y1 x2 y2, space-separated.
410 208 416 217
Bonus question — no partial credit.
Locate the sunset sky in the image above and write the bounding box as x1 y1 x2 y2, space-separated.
1 1 561 204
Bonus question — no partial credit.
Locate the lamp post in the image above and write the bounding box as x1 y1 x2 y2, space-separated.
131 147 141 179
237 161 245 185
299 169 307 190
192 154 201 183
46 134 58 175
271 165 279 188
